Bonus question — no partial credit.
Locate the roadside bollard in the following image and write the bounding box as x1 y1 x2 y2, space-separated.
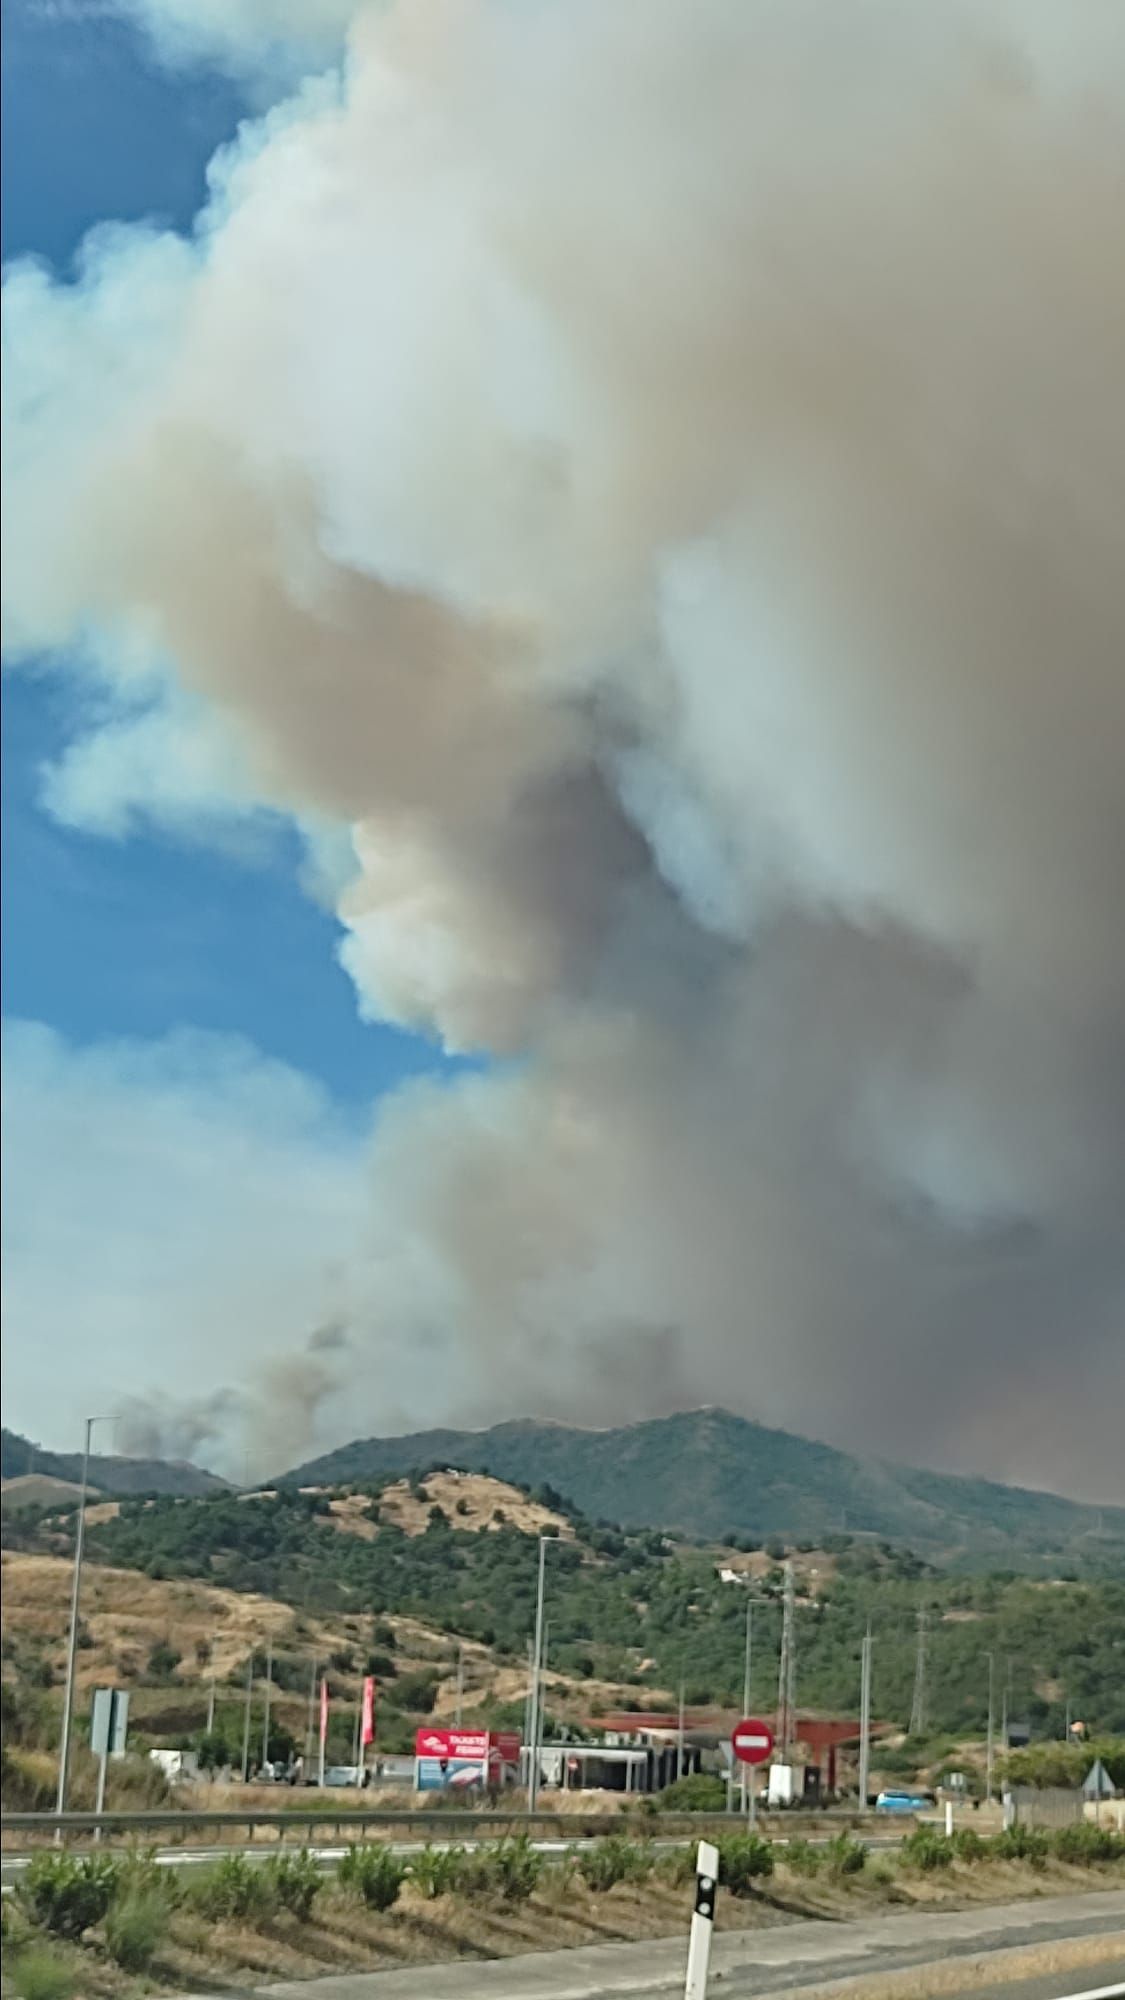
685 1837 719 1999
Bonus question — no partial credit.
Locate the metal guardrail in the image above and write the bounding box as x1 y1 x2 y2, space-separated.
1 1804 883 1843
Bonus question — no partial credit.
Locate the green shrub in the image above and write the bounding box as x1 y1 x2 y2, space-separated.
461 1835 542 1902
781 1836 823 1876
8 1944 77 2000
104 1890 168 1972
901 1828 954 1871
188 1851 275 1920
658 1773 727 1812
823 1831 867 1877
338 1843 405 1911
717 1832 775 1895
951 1827 985 1862
117 1845 179 1907
409 1844 467 1899
574 1835 652 1892
656 1843 697 1886
993 1824 1050 1867
16 1852 120 1939
265 1850 323 1919
1051 1821 1122 1866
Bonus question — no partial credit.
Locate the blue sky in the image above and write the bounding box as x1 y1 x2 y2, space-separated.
1 0 452 1110
1 0 468 1457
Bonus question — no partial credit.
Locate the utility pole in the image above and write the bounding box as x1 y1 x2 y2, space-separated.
527 1536 549 1810
858 1623 873 1808
305 1659 318 1771
676 1672 686 1781
205 1636 217 1737
260 1642 273 1771
56 1416 100 1816
455 1643 465 1727
985 1652 995 1807
522 1639 534 1761
909 1605 928 1737
240 1653 254 1782
1000 1657 1012 1763
777 1562 797 1757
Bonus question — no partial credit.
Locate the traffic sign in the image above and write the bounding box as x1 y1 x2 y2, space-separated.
731 1717 774 1766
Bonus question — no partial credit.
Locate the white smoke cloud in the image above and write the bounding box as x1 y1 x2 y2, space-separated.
0 1023 369 1476
3 0 1124 1497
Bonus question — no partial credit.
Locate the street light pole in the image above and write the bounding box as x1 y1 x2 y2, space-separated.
527 1536 549 1810
985 1652 995 1807
858 1623 873 1810
56 1416 99 1815
260 1643 273 1772
240 1654 253 1782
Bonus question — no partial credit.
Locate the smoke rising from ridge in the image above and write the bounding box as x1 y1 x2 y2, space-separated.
3 0 1124 1493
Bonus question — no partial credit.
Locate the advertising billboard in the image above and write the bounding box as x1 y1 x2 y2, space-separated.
414 1728 520 1792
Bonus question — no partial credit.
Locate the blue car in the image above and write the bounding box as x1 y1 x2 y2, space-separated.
875 1789 930 1813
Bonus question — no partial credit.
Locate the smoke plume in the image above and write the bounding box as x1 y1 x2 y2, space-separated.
3 0 1124 1495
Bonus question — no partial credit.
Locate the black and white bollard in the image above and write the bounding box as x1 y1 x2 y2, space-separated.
684 1837 719 1999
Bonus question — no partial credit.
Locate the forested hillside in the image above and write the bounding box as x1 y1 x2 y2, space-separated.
7 1473 1123 1748
284 1408 1124 1570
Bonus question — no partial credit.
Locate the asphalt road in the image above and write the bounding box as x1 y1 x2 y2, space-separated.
954 1972 1125 2000
242 1890 1125 2000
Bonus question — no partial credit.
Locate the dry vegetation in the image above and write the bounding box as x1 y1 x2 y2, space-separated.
370 1469 574 1539
2 1837 1121 1996
0 1548 667 1752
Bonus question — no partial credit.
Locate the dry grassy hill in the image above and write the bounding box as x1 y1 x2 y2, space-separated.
0 1548 664 1752
325 1469 574 1540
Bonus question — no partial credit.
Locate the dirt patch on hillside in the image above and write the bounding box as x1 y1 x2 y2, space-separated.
3 1553 301 1688
375 1469 573 1538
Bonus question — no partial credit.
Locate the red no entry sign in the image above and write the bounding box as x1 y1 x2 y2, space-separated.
731 1717 774 1766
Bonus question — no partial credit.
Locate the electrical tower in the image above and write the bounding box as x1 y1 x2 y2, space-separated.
909 1604 928 1736
777 1561 797 1756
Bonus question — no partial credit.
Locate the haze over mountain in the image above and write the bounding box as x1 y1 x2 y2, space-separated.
0 1427 228 1500
282 1407 1124 1569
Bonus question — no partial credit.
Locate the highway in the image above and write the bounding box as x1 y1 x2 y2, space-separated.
232 1892 1125 1998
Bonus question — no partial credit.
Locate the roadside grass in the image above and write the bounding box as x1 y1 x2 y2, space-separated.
4 1828 1119 1992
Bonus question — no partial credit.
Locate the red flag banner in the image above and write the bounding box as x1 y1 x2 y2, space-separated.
361 1676 376 1747
319 1676 329 1747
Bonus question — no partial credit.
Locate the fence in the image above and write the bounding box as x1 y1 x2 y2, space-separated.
1006 1785 1082 1829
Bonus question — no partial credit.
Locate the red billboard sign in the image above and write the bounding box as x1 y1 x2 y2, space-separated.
414 1728 520 1792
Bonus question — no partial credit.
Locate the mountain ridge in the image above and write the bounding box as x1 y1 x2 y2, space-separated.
0 1427 228 1499
280 1405 1124 1567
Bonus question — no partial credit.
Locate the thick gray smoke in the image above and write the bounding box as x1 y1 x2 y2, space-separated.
4 0 1124 1495
113 1391 242 1466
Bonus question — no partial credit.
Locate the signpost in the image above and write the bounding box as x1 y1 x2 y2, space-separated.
731 1716 773 1829
90 1689 129 1833
684 1837 719 2000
